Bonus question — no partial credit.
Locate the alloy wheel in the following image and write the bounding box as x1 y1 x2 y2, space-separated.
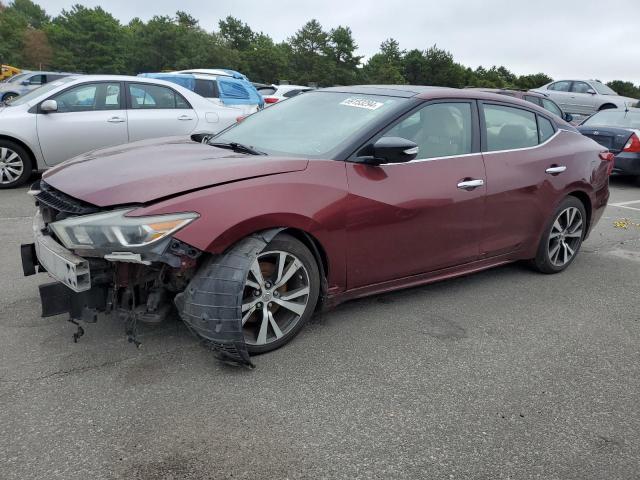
241 250 311 346
547 206 583 267
0 147 24 185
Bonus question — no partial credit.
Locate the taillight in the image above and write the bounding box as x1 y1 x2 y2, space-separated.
599 151 615 175
264 97 279 104
623 133 640 152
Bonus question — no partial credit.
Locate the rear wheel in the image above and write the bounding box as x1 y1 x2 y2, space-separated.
0 140 32 189
241 234 320 353
531 196 586 274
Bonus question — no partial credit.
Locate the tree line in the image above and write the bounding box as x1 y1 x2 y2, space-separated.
1 0 640 98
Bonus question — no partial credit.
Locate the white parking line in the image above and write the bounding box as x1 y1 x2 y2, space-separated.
610 200 640 212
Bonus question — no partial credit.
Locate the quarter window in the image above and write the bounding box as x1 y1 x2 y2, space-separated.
52 82 122 113
483 104 538 151
548 81 571 92
382 102 473 159
128 83 191 109
538 116 555 143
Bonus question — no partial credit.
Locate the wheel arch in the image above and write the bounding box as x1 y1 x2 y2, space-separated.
598 103 617 111
567 190 592 234
1 92 19 101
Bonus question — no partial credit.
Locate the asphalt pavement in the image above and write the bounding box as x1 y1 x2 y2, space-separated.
1 177 639 479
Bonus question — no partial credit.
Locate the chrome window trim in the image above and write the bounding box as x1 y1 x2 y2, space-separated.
383 129 562 166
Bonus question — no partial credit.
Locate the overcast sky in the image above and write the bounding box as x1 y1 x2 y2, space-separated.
42 0 640 84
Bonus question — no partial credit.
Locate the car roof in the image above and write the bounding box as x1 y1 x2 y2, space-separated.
465 87 549 99
317 84 566 120
321 85 455 98
25 71 75 75
275 84 312 90
174 69 232 77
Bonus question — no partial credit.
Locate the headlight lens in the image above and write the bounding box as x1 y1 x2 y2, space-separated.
49 209 198 250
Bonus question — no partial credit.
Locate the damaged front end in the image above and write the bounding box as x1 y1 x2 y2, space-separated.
20 180 257 367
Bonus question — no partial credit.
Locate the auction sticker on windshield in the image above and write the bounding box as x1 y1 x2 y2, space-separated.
340 97 385 110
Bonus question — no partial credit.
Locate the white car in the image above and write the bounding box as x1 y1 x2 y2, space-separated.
0 75 246 188
257 84 313 106
531 80 638 116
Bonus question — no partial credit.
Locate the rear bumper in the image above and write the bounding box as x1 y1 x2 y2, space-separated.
613 152 640 175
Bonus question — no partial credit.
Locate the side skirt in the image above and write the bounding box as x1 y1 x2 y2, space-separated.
325 253 518 308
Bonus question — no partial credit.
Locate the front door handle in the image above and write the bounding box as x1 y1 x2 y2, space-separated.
457 179 484 190
107 116 125 123
178 115 193 121
546 165 567 174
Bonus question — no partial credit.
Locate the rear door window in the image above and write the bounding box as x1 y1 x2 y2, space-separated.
483 104 538 151
128 83 191 109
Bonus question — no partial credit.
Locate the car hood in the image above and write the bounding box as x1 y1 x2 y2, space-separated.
43 136 309 206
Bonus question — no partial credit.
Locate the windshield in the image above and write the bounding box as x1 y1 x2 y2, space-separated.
3 73 28 84
592 81 618 95
582 109 640 129
5 76 76 106
213 91 408 158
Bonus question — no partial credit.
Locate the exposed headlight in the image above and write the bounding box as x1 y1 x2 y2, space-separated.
50 209 198 250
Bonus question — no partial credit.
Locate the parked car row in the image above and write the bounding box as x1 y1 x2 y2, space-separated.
532 79 638 115
0 71 74 103
0 75 250 187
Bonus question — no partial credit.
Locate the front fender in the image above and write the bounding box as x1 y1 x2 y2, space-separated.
133 160 350 292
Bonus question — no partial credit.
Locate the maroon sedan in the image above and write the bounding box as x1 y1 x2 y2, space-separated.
22 86 612 366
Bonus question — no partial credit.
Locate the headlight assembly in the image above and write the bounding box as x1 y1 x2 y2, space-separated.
49 209 199 250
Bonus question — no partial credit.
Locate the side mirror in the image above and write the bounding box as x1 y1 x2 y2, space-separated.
356 137 419 165
586 89 596 95
21 80 30 86
564 112 574 123
40 99 58 113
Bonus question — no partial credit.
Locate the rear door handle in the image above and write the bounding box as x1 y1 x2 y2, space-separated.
178 115 193 121
107 116 125 123
545 165 567 174
457 179 484 190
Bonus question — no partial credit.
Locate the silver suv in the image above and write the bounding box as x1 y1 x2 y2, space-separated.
531 80 638 116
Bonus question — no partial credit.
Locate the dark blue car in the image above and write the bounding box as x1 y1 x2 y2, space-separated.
578 108 640 179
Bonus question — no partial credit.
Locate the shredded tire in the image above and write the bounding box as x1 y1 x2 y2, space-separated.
175 229 283 367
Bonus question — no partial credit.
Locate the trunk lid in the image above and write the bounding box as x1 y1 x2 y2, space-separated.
577 126 634 153
43 136 308 207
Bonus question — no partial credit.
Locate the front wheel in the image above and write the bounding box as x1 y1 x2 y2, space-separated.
531 196 586 274
241 234 320 354
0 140 32 189
2 92 18 103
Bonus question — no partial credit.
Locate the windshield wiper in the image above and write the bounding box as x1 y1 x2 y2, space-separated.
209 141 266 155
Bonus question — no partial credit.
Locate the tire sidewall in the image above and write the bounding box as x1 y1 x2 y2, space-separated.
246 234 320 354
534 196 587 274
0 140 32 189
